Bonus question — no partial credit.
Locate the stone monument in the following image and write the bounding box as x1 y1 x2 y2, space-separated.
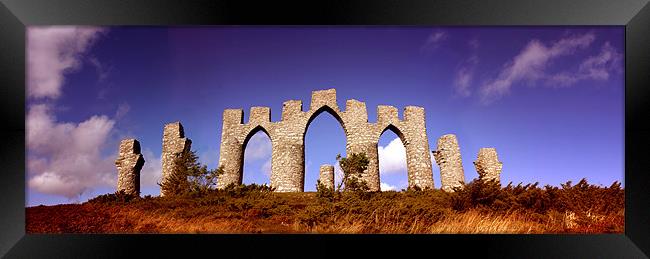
115 139 145 196
474 148 503 183
217 88 435 192
161 121 192 196
433 134 465 192
319 164 335 190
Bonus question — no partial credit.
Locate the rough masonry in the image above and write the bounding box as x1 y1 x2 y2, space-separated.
161 121 192 196
433 134 465 192
474 148 503 183
115 139 145 196
319 164 335 190
217 88 434 192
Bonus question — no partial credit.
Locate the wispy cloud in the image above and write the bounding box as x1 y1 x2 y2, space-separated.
114 102 130 120
27 26 106 99
421 30 448 53
478 33 620 105
88 56 111 82
545 42 622 87
261 158 272 177
244 132 272 161
452 38 480 97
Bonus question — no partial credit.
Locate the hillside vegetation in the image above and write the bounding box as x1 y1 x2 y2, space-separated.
26 178 624 234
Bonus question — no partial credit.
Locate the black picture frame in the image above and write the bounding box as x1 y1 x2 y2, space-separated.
1 0 648 257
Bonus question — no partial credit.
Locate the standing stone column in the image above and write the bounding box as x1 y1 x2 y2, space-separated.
319 164 335 190
474 148 503 184
161 122 192 196
270 137 304 192
115 139 145 196
403 106 435 189
433 134 465 192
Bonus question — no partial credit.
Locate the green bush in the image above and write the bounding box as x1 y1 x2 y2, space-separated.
86 190 138 205
336 153 370 193
315 180 336 202
158 149 224 197
222 183 274 198
448 178 624 216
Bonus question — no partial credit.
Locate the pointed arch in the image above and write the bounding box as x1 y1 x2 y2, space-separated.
242 125 272 149
379 124 407 146
240 125 273 185
305 105 347 136
377 124 409 191
303 105 347 191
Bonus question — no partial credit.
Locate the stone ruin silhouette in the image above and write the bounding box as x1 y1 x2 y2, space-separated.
116 88 503 195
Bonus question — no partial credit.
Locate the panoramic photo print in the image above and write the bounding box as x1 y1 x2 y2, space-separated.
25 26 624 234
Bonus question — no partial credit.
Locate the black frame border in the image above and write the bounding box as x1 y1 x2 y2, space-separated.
1 0 649 258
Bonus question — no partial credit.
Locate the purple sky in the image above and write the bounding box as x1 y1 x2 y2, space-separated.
25 26 624 206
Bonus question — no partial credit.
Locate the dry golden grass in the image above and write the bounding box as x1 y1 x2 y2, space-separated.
428 210 547 234
26 179 624 234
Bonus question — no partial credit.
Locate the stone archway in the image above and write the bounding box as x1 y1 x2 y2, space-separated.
217 89 435 192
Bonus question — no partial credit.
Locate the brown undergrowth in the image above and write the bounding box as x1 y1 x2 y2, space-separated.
26 179 624 234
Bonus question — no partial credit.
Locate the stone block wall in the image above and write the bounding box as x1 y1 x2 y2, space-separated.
217 88 435 192
433 134 465 192
161 122 192 196
474 148 503 184
115 139 145 196
319 164 335 190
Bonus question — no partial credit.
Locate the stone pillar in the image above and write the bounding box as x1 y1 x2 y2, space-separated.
319 164 335 190
403 106 435 189
270 136 304 192
217 137 244 188
217 109 244 189
161 122 192 196
474 148 503 184
433 134 465 192
115 139 145 196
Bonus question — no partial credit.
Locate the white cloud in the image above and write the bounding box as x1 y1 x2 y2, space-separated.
27 104 117 199
380 182 397 191
27 26 106 99
378 138 407 174
26 26 125 201
244 132 272 161
479 33 603 104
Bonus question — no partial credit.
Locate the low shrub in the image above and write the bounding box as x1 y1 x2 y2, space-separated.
86 190 139 205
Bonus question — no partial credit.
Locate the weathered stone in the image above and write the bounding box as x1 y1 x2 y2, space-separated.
474 148 503 183
433 134 465 192
161 121 192 196
217 88 435 192
319 164 335 190
115 139 145 196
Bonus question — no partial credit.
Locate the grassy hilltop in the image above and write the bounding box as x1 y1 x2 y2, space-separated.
26 178 624 234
